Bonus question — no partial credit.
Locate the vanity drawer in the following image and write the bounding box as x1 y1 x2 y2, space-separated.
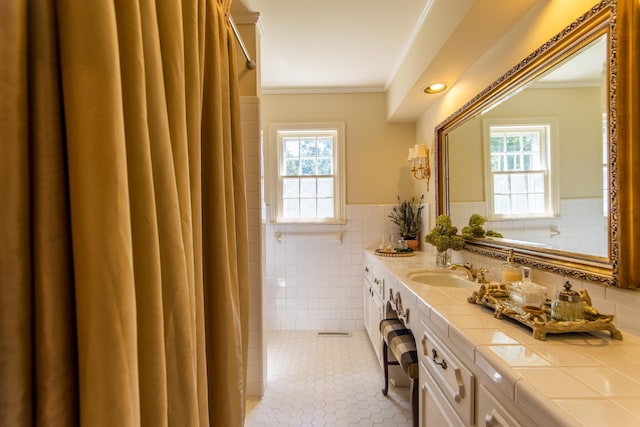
421 328 474 425
478 385 522 427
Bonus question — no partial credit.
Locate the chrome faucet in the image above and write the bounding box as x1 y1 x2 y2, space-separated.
449 263 489 284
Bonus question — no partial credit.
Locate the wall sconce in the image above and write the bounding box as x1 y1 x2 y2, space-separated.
407 143 430 190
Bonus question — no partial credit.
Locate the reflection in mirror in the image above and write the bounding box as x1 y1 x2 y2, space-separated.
447 35 608 257
434 0 630 286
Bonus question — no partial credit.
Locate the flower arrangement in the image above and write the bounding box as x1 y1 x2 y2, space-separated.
461 214 503 238
424 215 465 252
388 195 424 240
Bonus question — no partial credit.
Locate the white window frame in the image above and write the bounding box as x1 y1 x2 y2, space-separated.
266 122 346 224
483 118 559 220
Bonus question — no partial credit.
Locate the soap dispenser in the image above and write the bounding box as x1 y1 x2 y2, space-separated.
501 249 521 285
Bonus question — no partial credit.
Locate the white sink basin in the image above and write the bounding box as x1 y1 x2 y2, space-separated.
406 270 475 288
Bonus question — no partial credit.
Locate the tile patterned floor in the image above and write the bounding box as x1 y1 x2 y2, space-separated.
245 330 411 427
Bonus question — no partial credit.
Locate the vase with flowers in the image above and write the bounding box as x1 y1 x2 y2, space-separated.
424 215 465 266
388 195 424 250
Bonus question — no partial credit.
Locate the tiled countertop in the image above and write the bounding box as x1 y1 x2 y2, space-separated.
366 249 640 426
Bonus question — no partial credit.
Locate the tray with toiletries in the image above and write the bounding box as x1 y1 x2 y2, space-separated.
374 248 415 257
467 280 623 341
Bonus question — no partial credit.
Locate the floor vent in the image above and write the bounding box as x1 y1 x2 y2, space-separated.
317 331 350 337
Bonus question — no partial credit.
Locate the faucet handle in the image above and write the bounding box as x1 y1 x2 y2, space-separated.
475 268 489 284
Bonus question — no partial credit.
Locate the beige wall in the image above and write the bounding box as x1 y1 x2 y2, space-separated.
261 93 417 204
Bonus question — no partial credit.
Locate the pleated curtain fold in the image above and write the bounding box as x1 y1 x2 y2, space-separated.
0 0 249 426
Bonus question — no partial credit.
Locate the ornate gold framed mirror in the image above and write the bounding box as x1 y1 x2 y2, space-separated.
435 0 639 288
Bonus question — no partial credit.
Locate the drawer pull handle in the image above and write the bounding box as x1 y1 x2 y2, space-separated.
485 414 498 426
431 349 447 370
485 410 508 427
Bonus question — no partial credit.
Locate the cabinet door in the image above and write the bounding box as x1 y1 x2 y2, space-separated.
420 363 465 427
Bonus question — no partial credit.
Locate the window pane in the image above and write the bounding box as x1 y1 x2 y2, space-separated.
301 158 316 175
522 135 533 151
530 173 545 192
529 194 545 213
494 195 511 214
522 154 532 170
490 137 504 153
300 199 316 218
506 154 520 171
283 199 299 218
283 138 299 157
511 174 527 194
491 154 502 172
317 138 333 156
317 157 333 175
317 198 333 218
494 175 510 194
285 159 299 176
506 136 521 152
300 138 316 156
283 179 299 197
317 178 333 198
530 137 540 152
300 178 316 197
511 194 528 214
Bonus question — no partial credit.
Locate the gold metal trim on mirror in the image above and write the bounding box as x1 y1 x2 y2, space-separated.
614 0 640 288
435 0 639 288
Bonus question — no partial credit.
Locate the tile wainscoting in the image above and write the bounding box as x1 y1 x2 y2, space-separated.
263 204 415 331
261 202 640 336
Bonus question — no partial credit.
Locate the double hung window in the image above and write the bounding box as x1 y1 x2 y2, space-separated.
483 119 558 219
267 123 345 224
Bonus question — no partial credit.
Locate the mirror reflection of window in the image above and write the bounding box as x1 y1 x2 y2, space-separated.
445 33 606 257
487 124 552 217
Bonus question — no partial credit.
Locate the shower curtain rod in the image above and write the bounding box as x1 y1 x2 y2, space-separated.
228 15 257 70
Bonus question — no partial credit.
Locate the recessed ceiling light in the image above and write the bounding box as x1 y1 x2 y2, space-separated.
423 82 448 94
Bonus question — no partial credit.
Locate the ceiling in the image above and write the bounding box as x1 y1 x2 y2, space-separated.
230 0 544 121
230 0 432 93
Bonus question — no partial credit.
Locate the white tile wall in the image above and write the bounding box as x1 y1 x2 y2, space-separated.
451 198 607 257
263 204 425 331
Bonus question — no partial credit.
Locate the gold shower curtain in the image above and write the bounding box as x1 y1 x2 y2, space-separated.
0 0 249 425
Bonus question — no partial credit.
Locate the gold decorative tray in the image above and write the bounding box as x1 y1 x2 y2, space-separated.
467 284 623 341
374 248 416 257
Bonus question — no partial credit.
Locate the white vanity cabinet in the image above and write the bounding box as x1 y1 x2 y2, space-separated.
362 252 413 385
362 257 385 365
363 250 542 427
